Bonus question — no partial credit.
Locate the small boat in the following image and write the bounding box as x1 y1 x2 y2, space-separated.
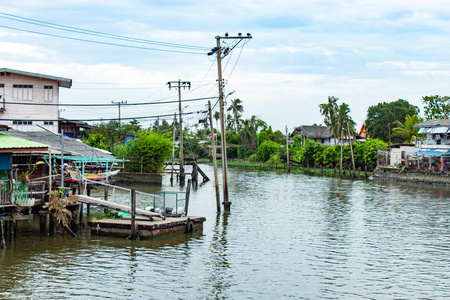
54 168 82 183
54 167 119 183
84 169 120 181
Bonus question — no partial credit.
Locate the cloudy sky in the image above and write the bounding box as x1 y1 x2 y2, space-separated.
1 0 449 132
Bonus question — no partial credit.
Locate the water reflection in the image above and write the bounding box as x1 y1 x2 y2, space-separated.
206 211 231 299
0 165 449 299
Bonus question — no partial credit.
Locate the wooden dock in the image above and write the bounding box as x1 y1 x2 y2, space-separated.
77 195 163 221
88 216 206 239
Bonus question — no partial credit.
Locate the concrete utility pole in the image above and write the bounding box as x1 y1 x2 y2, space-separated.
111 101 127 126
167 80 191 184
209 32 252 211
208 101 221 212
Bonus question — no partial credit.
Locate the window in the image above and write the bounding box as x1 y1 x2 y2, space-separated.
13 120 33 125
44 85 53 102
13 84 33 101
44 121 53 125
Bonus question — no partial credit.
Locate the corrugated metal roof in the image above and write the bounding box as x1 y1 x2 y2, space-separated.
0 68 72 88
0 134 49 150
1 130 115 158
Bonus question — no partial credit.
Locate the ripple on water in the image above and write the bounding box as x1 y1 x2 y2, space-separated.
1 165 450 299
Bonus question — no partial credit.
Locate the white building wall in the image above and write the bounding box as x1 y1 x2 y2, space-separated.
389 146 418 166
0 73 59 132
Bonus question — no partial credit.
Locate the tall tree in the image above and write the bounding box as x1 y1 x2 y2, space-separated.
365 99 419 143
319 96 338 127
239 119 256 149
319 96 339 145
422 95 450 120
336 103 356 177
392 114 423 143
227 98 244 131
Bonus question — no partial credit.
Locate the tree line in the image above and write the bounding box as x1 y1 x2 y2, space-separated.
81 95 450 174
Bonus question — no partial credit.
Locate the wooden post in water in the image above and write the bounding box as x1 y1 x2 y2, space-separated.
0 220 6 249
86 186 91 215
39 213 47 235
49 215 55 236
208 101 221 212
9 221 15 242
192 162 198 186
104 185 109 213
286 126 290 173
129 189 138 240
185 179 191 215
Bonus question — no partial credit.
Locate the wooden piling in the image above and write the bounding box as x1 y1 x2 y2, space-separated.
9 221 15 242
128 189 138 240
87 186 91 215
1 220 5 249
79 202 84 226
39 213 47 235
104 185 109 213
49 215 55 236
192 162 198 184
185 179 191 215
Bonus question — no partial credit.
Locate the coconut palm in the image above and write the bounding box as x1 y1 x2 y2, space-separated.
319 96 339 145
239 119 257 149
249 115 267 133
335 103 356 177
392 114 423 143
227 98 244 131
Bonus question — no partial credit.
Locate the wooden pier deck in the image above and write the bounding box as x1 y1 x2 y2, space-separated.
88 216 206 238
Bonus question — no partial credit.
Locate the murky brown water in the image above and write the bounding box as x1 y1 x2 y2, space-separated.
1 165 449 299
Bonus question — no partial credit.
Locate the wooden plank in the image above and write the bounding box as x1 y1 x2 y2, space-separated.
77 195 163 220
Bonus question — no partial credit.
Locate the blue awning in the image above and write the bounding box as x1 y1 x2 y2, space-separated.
431 126 450 134
411 149 450 157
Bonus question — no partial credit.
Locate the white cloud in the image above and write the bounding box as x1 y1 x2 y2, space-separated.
0 42 49 59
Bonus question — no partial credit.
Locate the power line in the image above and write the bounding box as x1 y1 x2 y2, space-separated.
1 96 217 107
0 11 210 51
0 24 206 55
2 110 206 123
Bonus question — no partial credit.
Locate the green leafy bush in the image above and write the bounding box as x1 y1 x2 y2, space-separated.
256 141 280 161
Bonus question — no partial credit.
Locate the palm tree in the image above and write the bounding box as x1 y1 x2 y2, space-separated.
392 114 423 143
227 98 244 131
239 119 256 149
249 115 267 132
319 96 339 145
336 103 356 177
226 114 234 131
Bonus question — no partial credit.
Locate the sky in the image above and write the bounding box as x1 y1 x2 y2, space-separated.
1 0 450 133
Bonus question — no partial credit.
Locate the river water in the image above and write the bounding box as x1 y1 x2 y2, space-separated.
1 164 449 299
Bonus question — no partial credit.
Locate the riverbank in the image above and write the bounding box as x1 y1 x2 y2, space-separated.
373 166 450 185
198 158 373 179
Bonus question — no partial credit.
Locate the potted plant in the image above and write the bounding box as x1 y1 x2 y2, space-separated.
50 190 60 202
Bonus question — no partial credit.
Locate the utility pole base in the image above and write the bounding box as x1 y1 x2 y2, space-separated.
222 201 232 211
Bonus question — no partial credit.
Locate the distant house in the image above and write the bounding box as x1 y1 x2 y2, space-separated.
290 125 356 146
59 118 91 138
377 119 450 171
0 68 72 133
414 119 450 146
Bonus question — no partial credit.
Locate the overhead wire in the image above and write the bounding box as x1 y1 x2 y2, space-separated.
0 24 206 55
0 11 210 51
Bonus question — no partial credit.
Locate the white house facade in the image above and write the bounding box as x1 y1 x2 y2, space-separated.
0 68 72 132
